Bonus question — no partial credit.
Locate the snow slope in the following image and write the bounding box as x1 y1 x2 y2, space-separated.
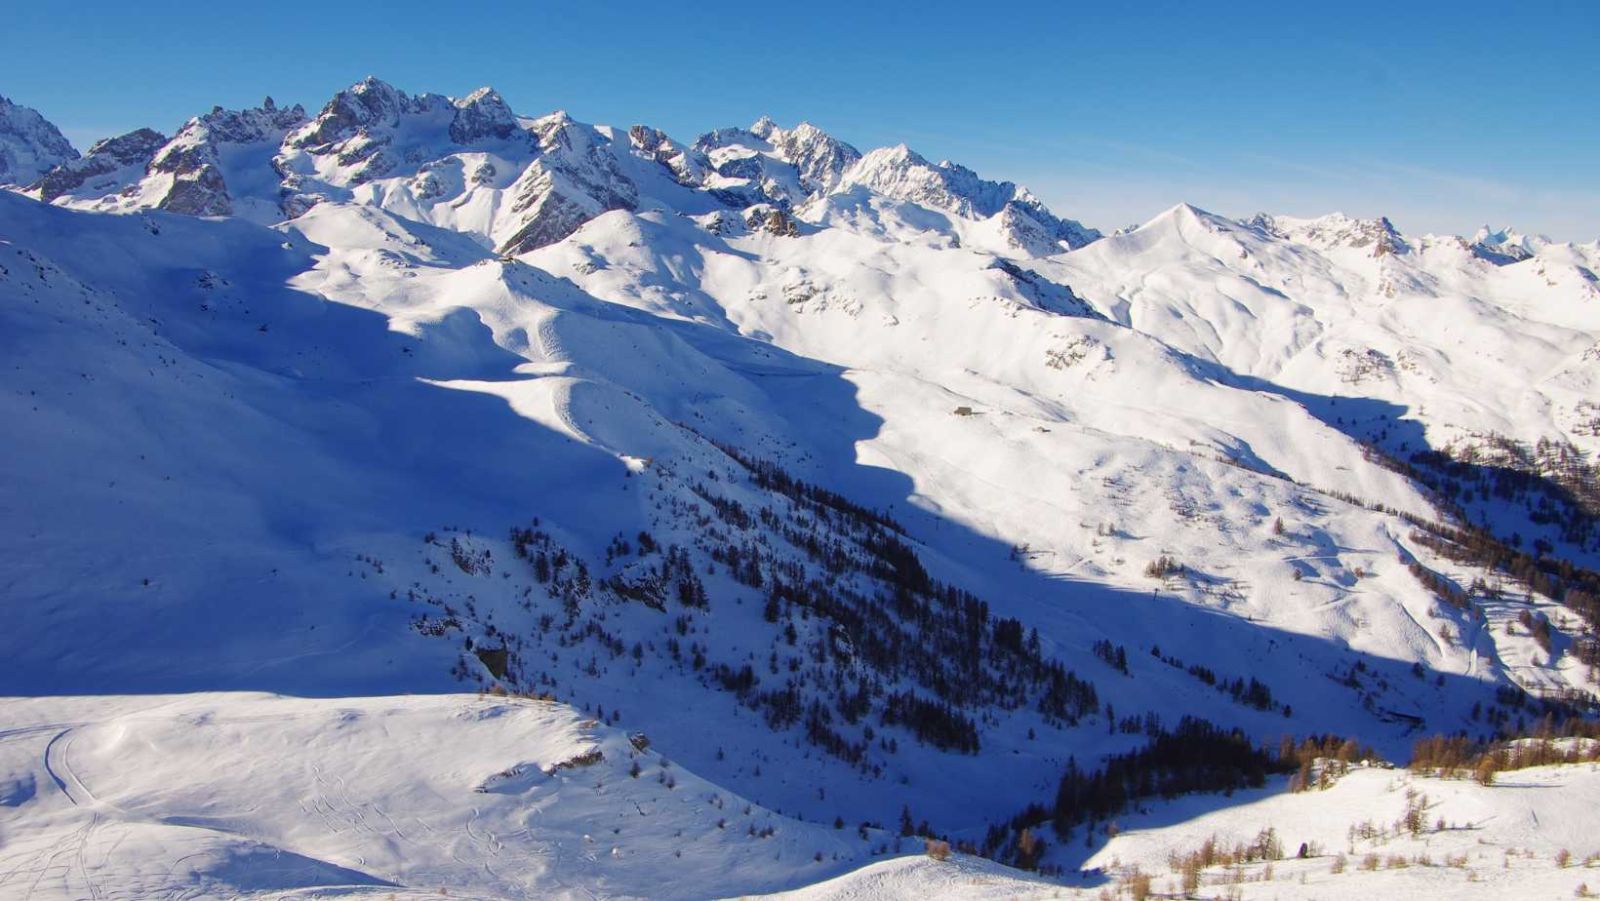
764 760 1600 900
0 692 873 900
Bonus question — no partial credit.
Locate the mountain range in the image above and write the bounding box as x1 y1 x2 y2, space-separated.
3 80 1599 899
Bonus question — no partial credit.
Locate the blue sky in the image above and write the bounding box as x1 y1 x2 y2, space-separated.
5 1 1596 238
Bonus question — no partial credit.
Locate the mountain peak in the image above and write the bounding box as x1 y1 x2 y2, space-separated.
839 143 1098 252
1124 202 1243 244
292 76 416 149
1256 211 1409 257
0 94 78 186
760 119 860 194
450 86 519 144
749 115 778 138
1469 224 1548 265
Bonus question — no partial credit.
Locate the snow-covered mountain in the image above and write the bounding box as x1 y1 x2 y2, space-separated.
4 79 1599 899
0 94 78 185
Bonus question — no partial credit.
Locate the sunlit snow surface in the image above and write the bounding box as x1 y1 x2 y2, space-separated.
5 81 1600 898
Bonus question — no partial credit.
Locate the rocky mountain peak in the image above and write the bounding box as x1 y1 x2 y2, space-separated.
449 87 520 145
0 95 79 186
1469 224 1547 265
749 115 778 138
758 119 860 195
290 76 417 149
150 100 307 217
84 127 168 164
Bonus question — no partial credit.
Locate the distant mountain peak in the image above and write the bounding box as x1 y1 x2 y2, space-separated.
0 94 78 186
749 114 778 138
1467 224 1549 265
449 86 519 144
291 76 421 149
1255 211 1409 257
14 78 1105 256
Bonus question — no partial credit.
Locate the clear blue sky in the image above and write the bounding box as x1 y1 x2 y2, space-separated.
5 1 1596 239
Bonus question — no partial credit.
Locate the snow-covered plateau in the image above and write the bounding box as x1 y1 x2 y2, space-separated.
3 80 1599 898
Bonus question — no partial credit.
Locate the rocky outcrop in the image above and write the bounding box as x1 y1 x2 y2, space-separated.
495 113 638 255
756 119 861 195
450 87 520 145
692 118 862 209
746 206 800 237
150 98 307 216
284 78 449 186
290 77 421 150
30 128 166 202
628 124 709 187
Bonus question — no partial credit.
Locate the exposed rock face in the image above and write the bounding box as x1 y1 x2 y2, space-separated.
157 156 233 216
450 87 519 145
30 128 166 202
997 197 1099 255
151 98 307 216
628 124 709 187
988 258 1102 319
86 128 168 166
761 121 861 195
0 95 78 186
496 113 638 255
285 78 447 186
277 81 530 215
290 77 420 150
693 118 862 209
746 206 800 236
846 146 1012 219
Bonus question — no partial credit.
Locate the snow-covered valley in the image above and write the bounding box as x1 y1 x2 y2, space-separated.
3 79 1599 898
